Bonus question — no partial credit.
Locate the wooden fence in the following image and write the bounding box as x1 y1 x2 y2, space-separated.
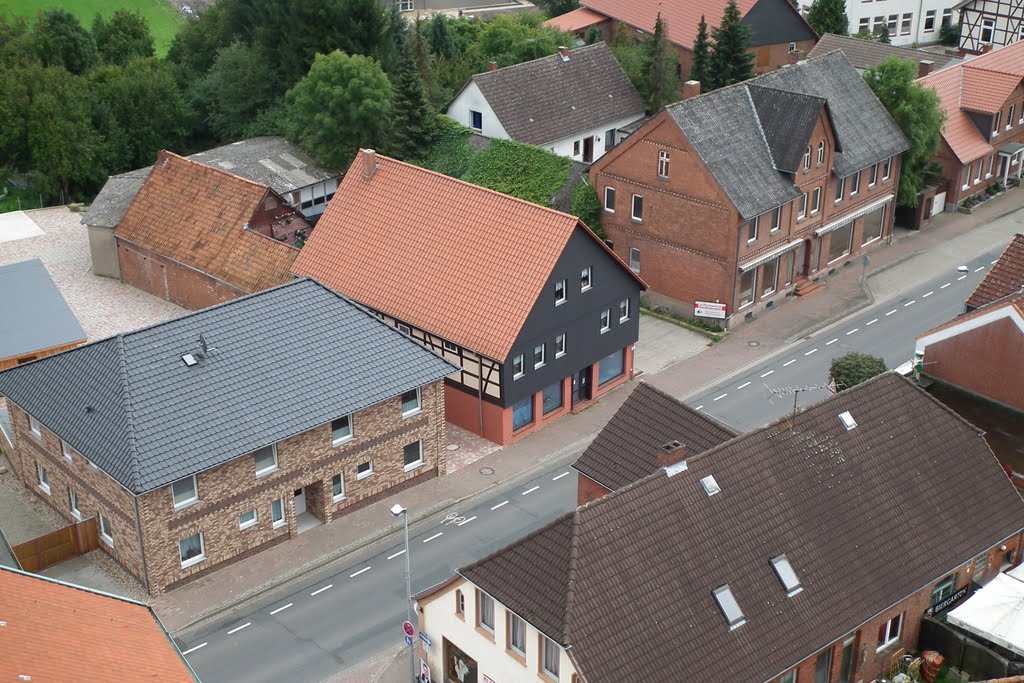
12 517 99 573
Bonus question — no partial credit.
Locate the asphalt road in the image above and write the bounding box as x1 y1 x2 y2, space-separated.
181 248 999 682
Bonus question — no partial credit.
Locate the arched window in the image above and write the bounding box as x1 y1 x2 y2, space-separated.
817 141 825 165
803 146 811 170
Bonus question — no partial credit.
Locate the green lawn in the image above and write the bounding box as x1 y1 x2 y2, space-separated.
0 0 185 56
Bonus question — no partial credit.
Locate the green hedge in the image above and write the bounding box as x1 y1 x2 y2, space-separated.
463 139 570 206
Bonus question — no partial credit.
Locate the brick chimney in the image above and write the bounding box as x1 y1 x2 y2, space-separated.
656 440 686 468
488 61 498 72
558 46 570 61
361 149 379 180
682 80 701 100
918 59 935 78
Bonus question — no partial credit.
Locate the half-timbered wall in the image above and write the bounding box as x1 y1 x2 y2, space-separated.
959 0 1024 53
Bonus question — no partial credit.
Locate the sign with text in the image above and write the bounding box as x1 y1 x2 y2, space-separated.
694 301 727 319
926 586 969 616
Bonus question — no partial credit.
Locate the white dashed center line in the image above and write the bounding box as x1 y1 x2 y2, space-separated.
521 486 540 496
695 405 705 411
491 500 508 510
922 291 933 298
826 338 838 345
310 584 333 597
904 300 915 307
387 549 406 560
804 348 818 356
713 393 728 401
974 266 985 272
737 381 752 389
886 309 897 316
941 282 952 289
227 623 251 635
457 516 477 526
182 643 208 656
783 359 797 367
423 533 443 543
866 318 878 326
350 566 372 578
760 370 774 378
846 328 859 335
958 275 967 281
270 603 293 615
552 472 570 481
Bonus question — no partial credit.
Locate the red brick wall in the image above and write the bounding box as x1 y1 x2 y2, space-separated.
116 239 246 311
923 317 1024 412
577 473 611 505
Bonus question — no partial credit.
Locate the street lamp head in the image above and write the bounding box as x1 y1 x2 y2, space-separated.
390 503 407 517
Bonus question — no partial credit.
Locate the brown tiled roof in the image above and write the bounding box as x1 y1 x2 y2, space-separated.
114 151 301 294
807 33 955 71
920 43 1024 163
572 381 736 490
966 233 1024 309
292 151 645 361
460 373 1024 681
918 290 1024 338
542 7 607 32
0 567 196 682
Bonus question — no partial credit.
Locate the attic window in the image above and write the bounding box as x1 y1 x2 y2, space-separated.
771 554 803 596
838 411 857 431
713 585 746 629
181 354 198 367
700 474 721 496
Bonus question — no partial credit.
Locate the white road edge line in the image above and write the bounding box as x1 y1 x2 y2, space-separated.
491 500 508 510
940 282 952 289
227 623 251 635
270 603 293 615
522 486 540 495
958 275 967 280
737 381 752 389
992 259 999 264
760 370 774 377
387 549 406 560
457 516 477 526
974 266 985 272
552 472 570 481
886 310 897 316
182 643 208 656
695 405 705 411
310 584 333 597
904 300 915 307
783 359 797 367
713 393 728 401
922 291 933 298
423 532 443 543
866 319 878 326
846 329 859 336
350 566 372 578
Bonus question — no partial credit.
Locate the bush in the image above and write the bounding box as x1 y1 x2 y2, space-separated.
829 352 886 391
939 22 960 46
571 181 603 238
463 139 570 206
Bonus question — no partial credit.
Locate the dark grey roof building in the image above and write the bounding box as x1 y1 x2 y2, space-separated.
0 278 455 494
0 259 85 368
807 33 957 73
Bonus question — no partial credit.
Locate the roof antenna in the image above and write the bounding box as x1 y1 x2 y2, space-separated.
199 333 215 356
764 382 834 425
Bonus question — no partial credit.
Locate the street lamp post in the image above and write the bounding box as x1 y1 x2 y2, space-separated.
391 503 415 682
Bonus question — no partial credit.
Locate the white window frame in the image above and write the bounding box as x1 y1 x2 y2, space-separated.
877 612 903 650
869 163 878 187
239 509 258 529
171 475 199 510
797 192 808 220
962 164 972 190
541 635 561 678
619 298 630 322
396 322 411 335
61 440 74 462
835 176 845 203
850 171 860 197
803 146 811 170
982 17 995 44
403 440 423 471
993 111 1002 137
986 155 995 178
817 141 825 166
332 414 353 446
900 12 912 35
811 187 821 215
771 206 781 232
29 415 42 439
657 150 670 178
600 308 611 333
178 532 206 568
477 591 495 632
470 109 483 131
99 514 114 546
781 670 797 683
271 498 286 528
975 160 983 184
357 460 374 480
883 157 892 180
442 339 458 353
629 247 640 273
580 266 592 292
332 473 346 501
555 278 567 305
555 333 566 358
253 444 278 477
1009 105 1016 130
603 187 615 213
534 343 546 369
631 194 643 222
400 387 421 417
748 216 758 242
37 462 50 495
513 354 525 379
68 487 81 520
924 9 936 32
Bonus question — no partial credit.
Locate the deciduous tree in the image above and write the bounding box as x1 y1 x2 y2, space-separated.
34 9 97 75
193 42 277 140
829 352 887 391
92 10 155 65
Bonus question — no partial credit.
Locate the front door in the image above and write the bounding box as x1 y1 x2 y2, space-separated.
797 240 810 277
582 136 594 163
293 488 307 516
572 368 592 405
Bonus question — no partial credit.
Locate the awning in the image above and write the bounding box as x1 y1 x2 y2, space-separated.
947 571 1024 656
815 194 894 237
998 142 1024 156
738 239 803 272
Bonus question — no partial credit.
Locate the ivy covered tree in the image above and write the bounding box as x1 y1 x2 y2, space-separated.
388 39 436 160
805 0 850 37
92 10 155 66
690 15 712 89
708 0 754 89
643 13 679 112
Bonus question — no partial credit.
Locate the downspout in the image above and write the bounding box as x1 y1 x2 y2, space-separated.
730 222 743 327
478 363 485 438
132 494 151 595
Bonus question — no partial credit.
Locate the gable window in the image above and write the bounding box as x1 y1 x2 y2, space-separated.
600 308 611 333
357 460 373 479
603 186 616 213
555 278 567 305
534 343 546 369
877 612 903 649
982 18 995 44
332 473 346 501
68 487 81 520
1009 105 1016 130
631 194 643 222
455 589 465 618
771 207 781 232
470 110 482 130
508 613 526 654
900 12 912 35
99 514 113 546
803 146 811 170
657 150 671 178
400 388 421 416
541 635 561 678
797 192 808 220
817 141 825 165
869 163 878 187
993 111 1002 137
253 445 278 477
555 333 566 358
580 266 592 291
811 187 821 215
850 171 860 197
629 247 640 273
239 509 257 529
883 157 892 180
37 463 50 495
271 498 286 528
61 440 74 462
619 298 630 322
477 590 495 632
835 177 845 203
513 353 525 379
512 396 534 430
171 475 198 509
713 584 747 629
403 440 423 470
29 415 41 439
332 415 353 445
747 216 758 242
179 532 205 568
924 9 936 31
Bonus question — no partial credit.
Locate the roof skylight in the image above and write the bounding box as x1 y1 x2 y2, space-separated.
712 585 746 629
770 554 803 596
700 474 721 496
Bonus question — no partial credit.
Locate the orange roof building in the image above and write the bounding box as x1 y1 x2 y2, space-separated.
293 150 645 446
919 42 1024 210
114 151 311 311
0 566 198 682
966 233 1024 311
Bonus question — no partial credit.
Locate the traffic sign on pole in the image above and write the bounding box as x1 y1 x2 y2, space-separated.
403 621 416 638
404 635 413 646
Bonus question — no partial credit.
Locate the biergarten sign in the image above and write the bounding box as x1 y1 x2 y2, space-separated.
926 586 969 616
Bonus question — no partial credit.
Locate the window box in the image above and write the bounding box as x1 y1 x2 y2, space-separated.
179 532 205 568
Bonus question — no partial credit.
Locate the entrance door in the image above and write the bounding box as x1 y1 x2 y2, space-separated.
582 136 594 163
293 488 307 516
798 239 811 277
572 369 592 405
838 636 856 683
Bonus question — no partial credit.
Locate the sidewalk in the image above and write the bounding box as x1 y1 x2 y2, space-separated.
154 194 1024 638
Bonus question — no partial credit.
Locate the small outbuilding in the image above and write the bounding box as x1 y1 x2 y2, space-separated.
0 259 85 370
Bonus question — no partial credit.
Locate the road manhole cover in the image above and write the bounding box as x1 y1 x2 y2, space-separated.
479 466 495 476
446 444 459 451
748 341 760 347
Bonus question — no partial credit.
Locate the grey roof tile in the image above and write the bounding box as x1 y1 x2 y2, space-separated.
470 43 645 146
0 260 86 360
460 374 1024 681
748 85 826 173
808 33 957 72
0 279 455 493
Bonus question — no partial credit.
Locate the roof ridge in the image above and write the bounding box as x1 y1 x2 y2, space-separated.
156 150 274 193
561 507 584 646
634 381 739 435
115 335 142 491
472 42 605 79
743 85 780 173
819 32 941 58
1 564 151 607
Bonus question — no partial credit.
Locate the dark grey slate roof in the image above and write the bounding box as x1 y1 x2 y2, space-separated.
82 137 338 229
0 260 85 361
748 85 826 174
667 51 908 218
808 33 957 72
742 0 817 47
0 279 456 494
470 43 645 146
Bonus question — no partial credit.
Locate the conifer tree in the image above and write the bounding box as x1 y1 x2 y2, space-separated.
805 0 850 37
643 13 679 111
707 0 754 89
389 39 436 160
690 15 712 89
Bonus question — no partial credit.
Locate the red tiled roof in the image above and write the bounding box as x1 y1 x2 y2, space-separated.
967 233 1024 309
292 151 643 361
114 151 302 295
917 290 1024 338
581 0 758 49
0 567 196 682
920 43 1024 164
542 7 607 32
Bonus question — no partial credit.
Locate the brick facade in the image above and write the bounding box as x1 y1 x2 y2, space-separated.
2 380 447 595
116 240 246 311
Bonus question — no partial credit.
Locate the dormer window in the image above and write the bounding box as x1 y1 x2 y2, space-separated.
771 554 803 596
713 585 746 629
816 141 825 166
